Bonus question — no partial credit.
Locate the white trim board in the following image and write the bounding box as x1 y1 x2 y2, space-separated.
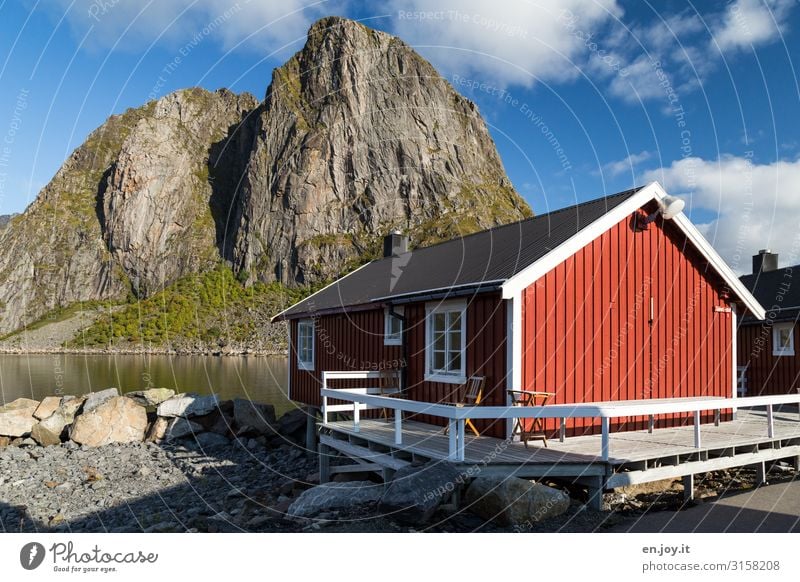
500 181 766 320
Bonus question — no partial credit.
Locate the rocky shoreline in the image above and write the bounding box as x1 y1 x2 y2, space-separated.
0 346 285 356
3 390 797 533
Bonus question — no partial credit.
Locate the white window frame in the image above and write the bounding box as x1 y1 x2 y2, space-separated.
384 307 404 346
424 300 467 384
297 319 315 371
772 322 795 357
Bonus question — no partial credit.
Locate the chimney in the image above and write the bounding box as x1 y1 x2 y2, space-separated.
753 249 779 274
383 230 408 258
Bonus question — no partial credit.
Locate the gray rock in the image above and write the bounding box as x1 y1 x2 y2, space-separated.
39 398 84 437
144 417 169 443
288 481 383 518
165 418 203 440
193 432 230 448
378 461 463 524
277 408 307 442
157 394 219 418
126 388 175 407
31 422 61 447
34 396 62 420
233 399 276 436
70 396 148 447
464 476 570 528
0 398 40 437
82 388 119 413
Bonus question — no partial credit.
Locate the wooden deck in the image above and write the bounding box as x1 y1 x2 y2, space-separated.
320 408 800 496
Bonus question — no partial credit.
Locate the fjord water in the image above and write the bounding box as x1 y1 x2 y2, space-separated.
0 354 293 415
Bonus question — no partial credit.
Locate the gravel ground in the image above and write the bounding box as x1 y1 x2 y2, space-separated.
2 439 795 533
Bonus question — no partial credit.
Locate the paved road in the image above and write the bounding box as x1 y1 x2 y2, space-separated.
609 478 800 532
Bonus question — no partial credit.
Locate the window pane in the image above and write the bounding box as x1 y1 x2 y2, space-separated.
434 332 446 351
433 351 445 371
390 317 402 335
448 351 461 372
433 312 446 332
447 311 461 331
781 328 792 348
449 330 461 349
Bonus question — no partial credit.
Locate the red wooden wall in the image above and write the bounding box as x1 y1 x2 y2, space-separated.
521 211 734 436
289 293 509 437
738 323 800 395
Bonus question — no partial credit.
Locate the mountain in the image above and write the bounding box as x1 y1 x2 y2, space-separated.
0 16 531 347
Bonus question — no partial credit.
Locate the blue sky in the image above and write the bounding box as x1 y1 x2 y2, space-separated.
0 0 798 272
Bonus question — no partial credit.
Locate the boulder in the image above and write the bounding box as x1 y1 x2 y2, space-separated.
70 396 148 446
193 431 230 448
82 388 119 413
39 397 84 437
288 481 383 518
193 409 234 437
378 461 463 524
277 408 307 443
34 396 62 420
145 417 169 442
126 388 176 407
464 476 570 527
233 399 276 436
157 394 219 418
31 422 61 446
165 418 203 440
0 435 9 447
0 398 40 437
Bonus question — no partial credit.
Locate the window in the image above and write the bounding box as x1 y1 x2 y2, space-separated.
384 307 404 345
425 301 466 384
773 323 795 357
297 319 315 370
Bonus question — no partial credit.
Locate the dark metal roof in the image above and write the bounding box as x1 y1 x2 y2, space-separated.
740 265 800 323
277 186 645 319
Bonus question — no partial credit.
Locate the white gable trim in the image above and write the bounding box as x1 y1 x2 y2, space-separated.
500 181 766 320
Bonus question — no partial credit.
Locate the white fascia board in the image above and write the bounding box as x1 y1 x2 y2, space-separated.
500 181 766 320
501 182 659 300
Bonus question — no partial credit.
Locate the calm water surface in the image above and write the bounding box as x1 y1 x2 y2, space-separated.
0 355 294 415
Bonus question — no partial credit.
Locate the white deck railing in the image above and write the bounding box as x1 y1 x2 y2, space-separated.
321 371 800 462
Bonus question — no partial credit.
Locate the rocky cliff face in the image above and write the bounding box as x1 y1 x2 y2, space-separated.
0 16 531 336
233 17 529 284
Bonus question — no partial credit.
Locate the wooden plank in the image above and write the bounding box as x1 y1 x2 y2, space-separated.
320 434 410 470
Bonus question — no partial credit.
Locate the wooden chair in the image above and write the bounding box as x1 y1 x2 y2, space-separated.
736 364 749 397
507 389 554 447
452 376 486 437
379 368 402 421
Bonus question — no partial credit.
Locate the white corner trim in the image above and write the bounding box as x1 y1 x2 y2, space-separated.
271 260 375 321
510 293 522 391
731 304 737 401
500 181 766 320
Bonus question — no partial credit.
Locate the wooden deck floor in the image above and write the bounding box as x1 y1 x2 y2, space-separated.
323 408 800 472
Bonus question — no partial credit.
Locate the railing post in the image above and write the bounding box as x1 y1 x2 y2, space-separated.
457 418 466 461
353 401 360 433
448 419 457 460
560 417 566 442
394 408 402 445
767 404 775 438
600 417 610 462
693 411 701 449
648 415 654 434
321 372 328 425
714 408 720 427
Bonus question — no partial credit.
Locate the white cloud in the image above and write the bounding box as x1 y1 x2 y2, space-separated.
643 155 800 274
603 150 652 177
39 0 336 56
712 0 794 52
386 0 622 87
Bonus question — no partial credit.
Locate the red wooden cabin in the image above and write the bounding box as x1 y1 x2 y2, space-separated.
274 182 765 439
738 250 800 395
